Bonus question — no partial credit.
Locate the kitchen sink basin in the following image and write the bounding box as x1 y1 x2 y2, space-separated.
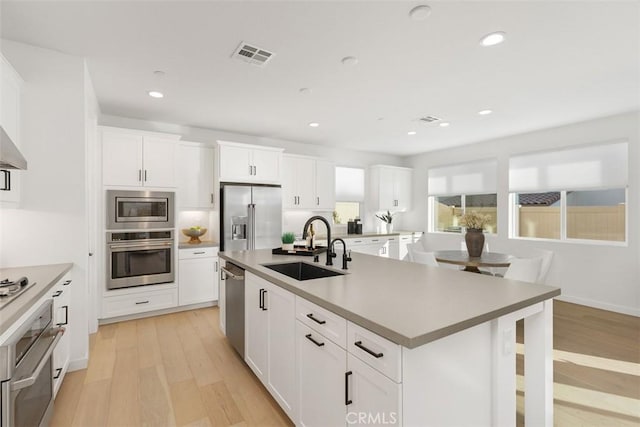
262 262 345 281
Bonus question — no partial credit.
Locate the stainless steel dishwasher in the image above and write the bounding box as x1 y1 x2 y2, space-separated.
221 261 245 358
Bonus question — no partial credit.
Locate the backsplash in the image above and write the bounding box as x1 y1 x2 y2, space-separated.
177 210 218 244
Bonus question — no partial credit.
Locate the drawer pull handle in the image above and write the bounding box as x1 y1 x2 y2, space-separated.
52 290 63 298
306 313 326 325
63 280 72 286
345 371 353 405
53 368 62 380
305 334 325 347
354 340 383 358
57 306 69 326
194 251 205 254
135 301 150 305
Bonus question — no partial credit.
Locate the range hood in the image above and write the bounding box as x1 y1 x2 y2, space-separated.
0 126 27 170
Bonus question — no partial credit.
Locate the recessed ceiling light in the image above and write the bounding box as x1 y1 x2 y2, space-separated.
148 91 164 98
153 70 165 77
299 87 312 94
407 131 417 135
480 31 506 47
439 122 450 127
309 122 320 128
341 56 359 66
478 109 493 115
409 5 431 20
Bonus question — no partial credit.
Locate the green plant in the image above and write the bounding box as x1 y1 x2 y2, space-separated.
375 210 394 224
332 210 341 224
281 232 296 244
458 211 491 230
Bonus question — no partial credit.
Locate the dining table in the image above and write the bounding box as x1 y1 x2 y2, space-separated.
433 250 513 273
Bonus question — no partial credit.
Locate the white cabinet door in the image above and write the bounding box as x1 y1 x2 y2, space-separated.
219 144 253 182
347 354 402 426
143 137 177 188
178 256 217 306
314 160 335 210
178 143 214 208
398 235 412 260
102 131 144 187
282 155 298 209
378 167 395 211
52 275 72 397
296 157 315 208
245 273 269 383
297 321 346 427
252 147 282 183
265 282 297 419
394 168 412 211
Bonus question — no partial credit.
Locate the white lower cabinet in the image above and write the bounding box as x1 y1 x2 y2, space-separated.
297 321 346 427
51 273 72 397
245 272 296 419
178 247 219 306
102 287 177 318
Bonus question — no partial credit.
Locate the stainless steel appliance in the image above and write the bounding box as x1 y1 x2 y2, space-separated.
107 190 174 230
220 184 282 251
221 262 245 358
0 277 32 310
1 299 64 427
107 230 174 290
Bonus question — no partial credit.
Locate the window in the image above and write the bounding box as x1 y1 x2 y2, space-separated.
335 167 365 224
428 160 498 234
509 142 627 243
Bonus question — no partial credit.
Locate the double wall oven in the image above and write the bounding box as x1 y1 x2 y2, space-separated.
106 190 175 290
1 300 64 427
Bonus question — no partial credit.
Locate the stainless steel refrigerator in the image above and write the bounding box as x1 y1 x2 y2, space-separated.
220 183 282 252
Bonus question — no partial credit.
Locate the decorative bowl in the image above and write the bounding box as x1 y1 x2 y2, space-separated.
182 227 207 243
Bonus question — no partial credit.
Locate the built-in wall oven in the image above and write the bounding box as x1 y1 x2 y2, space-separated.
107 230 175 290
1 299 64 427
107 190 174 230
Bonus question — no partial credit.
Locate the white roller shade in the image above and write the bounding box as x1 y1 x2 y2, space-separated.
509 141 628 192
427 159 497 196
335 167 365 201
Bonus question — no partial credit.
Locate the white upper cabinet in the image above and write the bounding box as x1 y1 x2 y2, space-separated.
369 165 412 212
0 54 23 206
282 154 335 211
177 142 215 209
101 126 180 188
218 141 283 184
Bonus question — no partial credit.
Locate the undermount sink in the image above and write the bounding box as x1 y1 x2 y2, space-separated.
262 262 345 281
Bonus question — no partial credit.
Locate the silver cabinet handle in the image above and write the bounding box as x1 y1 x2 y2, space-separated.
215 261 219 272
211 193 214 204
135 300 149 305
144 170 148 181
249 164 253 175
138 169 142 182
253 165 257 175
317 197 320 205
220 266 244 280
193 251 205 254
11 328 64 391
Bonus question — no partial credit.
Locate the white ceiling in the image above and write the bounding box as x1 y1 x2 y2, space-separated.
1 1 638 156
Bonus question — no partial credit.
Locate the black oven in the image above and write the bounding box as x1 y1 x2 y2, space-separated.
107 190 174 230
1 299 64 427
107 230 175 290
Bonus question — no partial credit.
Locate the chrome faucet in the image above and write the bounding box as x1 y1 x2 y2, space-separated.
330 238 352 270
302 216 332 266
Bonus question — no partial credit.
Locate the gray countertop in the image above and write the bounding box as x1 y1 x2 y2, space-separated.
0 263 73 337
219 250 560 348
316 230 422 240
178 240 219 249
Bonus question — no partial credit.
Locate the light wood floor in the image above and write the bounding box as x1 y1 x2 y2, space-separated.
52 301 639 426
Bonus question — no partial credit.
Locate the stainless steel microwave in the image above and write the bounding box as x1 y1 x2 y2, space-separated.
107 190 174 230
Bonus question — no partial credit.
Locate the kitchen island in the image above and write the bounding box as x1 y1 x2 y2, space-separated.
219 249 560 426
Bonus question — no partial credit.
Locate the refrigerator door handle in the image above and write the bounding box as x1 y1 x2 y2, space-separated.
251 204 257 250
247 204 253 250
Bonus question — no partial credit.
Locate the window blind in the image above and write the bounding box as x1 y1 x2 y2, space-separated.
427 159 497 196
509 141 628 192
335 167 365 201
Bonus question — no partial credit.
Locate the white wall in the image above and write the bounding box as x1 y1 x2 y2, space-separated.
402 112 640 316
100 114 404 235
0 40 92 367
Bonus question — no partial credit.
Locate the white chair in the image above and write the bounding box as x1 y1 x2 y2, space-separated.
411 250 439 267
405 242 423 262
503 257 542 283
532 249 553 284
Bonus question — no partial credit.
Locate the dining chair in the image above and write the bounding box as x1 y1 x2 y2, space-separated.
405 242 422 262
503 257 542 283
532 249 553 284
411 250 439 267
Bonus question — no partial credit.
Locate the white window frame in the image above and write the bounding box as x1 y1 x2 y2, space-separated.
429 193 498 235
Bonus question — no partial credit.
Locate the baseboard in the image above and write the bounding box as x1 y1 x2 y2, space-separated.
68 358 88 372
98 301 217 325
556 295 639 317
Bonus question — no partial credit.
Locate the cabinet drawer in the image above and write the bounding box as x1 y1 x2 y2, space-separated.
179 247 218 259
296 297 347 349
347 321 402 382
103 289 177 318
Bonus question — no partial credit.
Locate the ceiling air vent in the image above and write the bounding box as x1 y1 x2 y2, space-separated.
232 41 275 67
418 116 441 123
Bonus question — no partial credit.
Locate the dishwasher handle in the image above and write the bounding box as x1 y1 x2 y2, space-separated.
221 266 245 280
